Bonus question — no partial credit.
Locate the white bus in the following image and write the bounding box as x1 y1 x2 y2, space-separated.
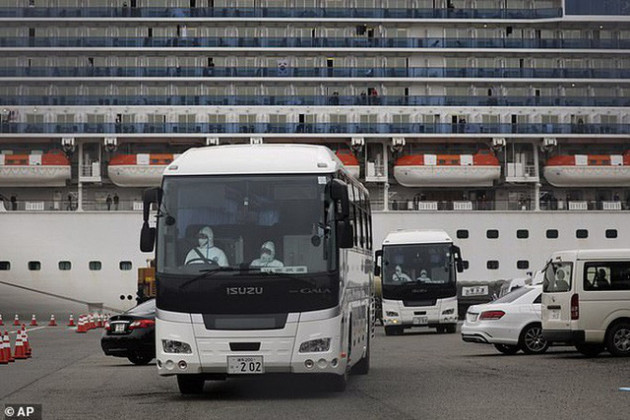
140 144 374 394
375 230 464 335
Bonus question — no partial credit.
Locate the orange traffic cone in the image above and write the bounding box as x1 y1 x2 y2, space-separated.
22 329 31 358
4 331 13 363
48 315 58 327
0 336 6 365
30 314 38 326
68 314 76 327
76 315 86 333
13 333 26 360
13 314 20 326
0 314 4 326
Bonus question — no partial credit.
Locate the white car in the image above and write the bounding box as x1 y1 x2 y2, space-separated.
461 285 549 355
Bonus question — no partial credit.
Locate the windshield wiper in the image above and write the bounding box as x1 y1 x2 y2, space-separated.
178 266 262 290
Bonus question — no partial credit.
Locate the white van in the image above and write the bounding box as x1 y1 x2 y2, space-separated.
541 249 630 357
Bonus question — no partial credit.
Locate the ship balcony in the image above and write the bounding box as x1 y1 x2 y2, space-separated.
2 123 629 136
3 66 629 79
0 7 563 20
80 163 102 183
505 163 539 183
3 36 629 50
2 95 629 108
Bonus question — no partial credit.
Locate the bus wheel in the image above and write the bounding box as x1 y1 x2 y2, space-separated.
384 326 402 336
436 326 446 334
606 321 630 357
177 374 205 395
575 343 604 358
445 324 457 334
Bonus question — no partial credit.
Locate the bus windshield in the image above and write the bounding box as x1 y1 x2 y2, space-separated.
381 243 456 300
157 174 332 276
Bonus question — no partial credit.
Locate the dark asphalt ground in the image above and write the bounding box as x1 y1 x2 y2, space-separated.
0 325 628 420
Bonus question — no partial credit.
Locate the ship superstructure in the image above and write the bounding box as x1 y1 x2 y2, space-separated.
0 0 629 311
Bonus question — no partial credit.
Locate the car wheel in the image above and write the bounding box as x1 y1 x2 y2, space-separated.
519 324 549 354
575 343 604 357
606 321 630 357
494 344 519 355
127 353 153 365
177 374 205 395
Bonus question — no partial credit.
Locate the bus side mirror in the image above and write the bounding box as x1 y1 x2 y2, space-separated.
140 222 155 252
452 245 465 272
374 250 383 276
330 179 350 220
337 219 354 249
142 187 162 222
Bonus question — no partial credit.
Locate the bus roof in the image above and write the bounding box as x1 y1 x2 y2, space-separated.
382 229 453 246
165 144 347 176
550 248 630 261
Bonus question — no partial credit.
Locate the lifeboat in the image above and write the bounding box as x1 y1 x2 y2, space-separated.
0 150 71 187
108 153 178 187
393 150 501 187
335 149 360 179
544 152 630 187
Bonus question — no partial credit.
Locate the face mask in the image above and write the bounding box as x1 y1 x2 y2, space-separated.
261 252 273 263
395 268 402 275
198 238 208 247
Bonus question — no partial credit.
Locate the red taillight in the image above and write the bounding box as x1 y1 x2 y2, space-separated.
129 319 155 330
571 293 579 320
104 321 111 331
479 310 505 320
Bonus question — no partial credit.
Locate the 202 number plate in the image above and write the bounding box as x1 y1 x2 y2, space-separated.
227 356 264 374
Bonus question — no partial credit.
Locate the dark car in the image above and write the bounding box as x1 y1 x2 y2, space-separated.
101 299 156 365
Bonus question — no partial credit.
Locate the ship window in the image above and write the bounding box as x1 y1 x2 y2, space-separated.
605 229 618 239
576 229 588 239
486 229 499 239
456 229 469 239
546 229 559 239
487 260 499 270
0 261 10 270
516 229 529 239
58 261 72 271
89 261 102 271
517 260 529 269
119 261 133 271
28 261 41 271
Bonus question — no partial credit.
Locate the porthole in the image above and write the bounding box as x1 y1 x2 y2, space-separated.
546 229 559 239
576 229 588 239
119 261 133 271
456 229 469 239
487 260 499 270
89 261 102 271
0 261 11 270
605 229 618 239
59 261 72 271
516 229 529 239
517 260 529 269
486 229 499 239
28 261 41 271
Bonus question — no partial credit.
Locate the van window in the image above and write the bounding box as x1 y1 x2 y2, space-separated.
542 261 572 293
583 262 630 291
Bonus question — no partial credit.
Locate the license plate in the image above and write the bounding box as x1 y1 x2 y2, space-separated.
227 356 264 374
550 310 561 320
413 316 428 325
114 323 125 333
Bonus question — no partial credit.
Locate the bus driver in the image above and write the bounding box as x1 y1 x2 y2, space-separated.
184 226 229 266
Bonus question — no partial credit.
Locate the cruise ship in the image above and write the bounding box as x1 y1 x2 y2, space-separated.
0 0 629 314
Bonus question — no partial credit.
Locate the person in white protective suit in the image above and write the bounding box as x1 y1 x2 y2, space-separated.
416 269 432 282
391 265 412 282
184 226 228 266
250 241 284 268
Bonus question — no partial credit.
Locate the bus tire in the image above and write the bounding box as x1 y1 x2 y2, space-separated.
384 326 402 336
606 321 630 357
445 324 457 334
177 374 205 395
436 326 446 334
575 342 604 358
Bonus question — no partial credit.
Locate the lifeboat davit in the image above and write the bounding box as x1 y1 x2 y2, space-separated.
0 150 71 187
544 152 630 187
108 153 178 187
393 150 501 187
335 149 360 179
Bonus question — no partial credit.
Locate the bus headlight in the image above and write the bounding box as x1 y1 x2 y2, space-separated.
299 338 331 353
441 308 455 315
162 339 192 354
385 311 399 317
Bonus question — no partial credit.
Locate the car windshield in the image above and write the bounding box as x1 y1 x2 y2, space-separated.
492 286 533 304
126 299 156 315
156 174 331 276
382 243 455 286
542 261 573 293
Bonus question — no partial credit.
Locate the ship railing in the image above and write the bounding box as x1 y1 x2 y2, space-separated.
3 95 630 108
0 7 563 20
385 200 629 212
4 36 628 50
3 66 629 79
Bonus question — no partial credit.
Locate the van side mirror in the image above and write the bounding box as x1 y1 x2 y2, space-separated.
142 187 162 222
374 250 383 276
140 222 156 252
329 179 350 220
336 220 354 249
